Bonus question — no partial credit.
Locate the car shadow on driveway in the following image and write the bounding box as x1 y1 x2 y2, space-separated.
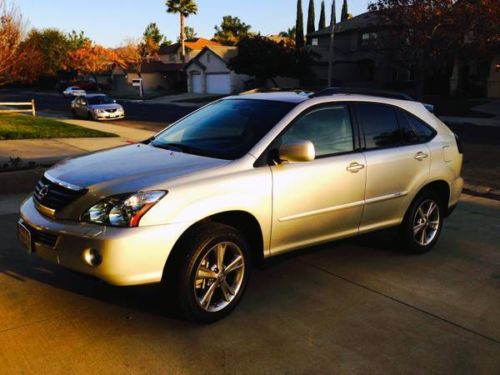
0 211 403 322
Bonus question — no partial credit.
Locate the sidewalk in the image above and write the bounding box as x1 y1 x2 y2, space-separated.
440 99 500 127
0 118 155 165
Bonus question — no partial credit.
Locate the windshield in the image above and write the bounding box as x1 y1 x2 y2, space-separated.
151 99 296 160
88 96 114 105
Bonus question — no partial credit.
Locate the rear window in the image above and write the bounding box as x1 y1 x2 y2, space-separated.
356 103 400 149
398 110 436 144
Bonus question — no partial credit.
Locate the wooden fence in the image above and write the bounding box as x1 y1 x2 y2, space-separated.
0 100 36 117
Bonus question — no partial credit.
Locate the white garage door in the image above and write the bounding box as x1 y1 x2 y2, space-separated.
206 74 231 94
191 74 202 94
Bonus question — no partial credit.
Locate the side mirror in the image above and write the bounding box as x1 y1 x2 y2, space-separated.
279 140 315 163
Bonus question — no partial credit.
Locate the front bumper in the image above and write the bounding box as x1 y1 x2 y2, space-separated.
19 197 190 286
94 112 125 121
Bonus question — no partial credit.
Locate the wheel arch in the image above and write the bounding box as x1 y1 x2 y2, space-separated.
162 210 265 284
407 180 451 219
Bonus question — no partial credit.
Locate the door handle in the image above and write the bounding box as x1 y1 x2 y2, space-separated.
414 152 429 161
346 162 365 173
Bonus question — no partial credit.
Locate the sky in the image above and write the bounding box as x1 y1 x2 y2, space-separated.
14 0 370 48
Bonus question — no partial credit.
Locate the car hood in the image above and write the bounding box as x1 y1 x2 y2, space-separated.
89 103 122 110
46 144 230 190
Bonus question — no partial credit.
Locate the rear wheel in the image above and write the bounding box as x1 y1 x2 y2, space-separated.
400 190 444 254
171 223 252 324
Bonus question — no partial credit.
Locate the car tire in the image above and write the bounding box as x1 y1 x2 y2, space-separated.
400 190 444 254
87 111 94 121
171 223 252 324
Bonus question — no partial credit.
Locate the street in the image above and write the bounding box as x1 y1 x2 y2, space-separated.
1 193 499 373
0 90 195 127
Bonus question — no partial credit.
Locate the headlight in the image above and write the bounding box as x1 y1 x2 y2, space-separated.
82 191 166 227
93 109 105 113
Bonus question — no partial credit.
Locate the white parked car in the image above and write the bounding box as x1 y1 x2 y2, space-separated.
63 86 86 97
71 94 125 121
18 92 463 323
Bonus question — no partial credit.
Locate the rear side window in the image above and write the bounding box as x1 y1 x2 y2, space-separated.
398 110 436 144
282 105 354 157
356 103 400 149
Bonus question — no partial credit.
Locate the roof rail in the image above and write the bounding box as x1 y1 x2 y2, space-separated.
310 87 414 101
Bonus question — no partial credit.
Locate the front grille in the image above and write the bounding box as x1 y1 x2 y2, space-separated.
33 176 86 211
26 224 58 247
105 108 117 113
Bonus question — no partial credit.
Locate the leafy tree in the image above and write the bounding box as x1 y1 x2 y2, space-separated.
295 0 304 49
214 16 251 46
228 35 313 86
67 30 91 50
0 0 24 86
341 0 348 22
318 1 326 30
369 0 500 98
65 42 121 84
115 38 155 81
307 0 315 35
143 22 164 47
183 26 197 40
23 28 71 77
166 0 198 61
331 0 337 26
279 26 296 40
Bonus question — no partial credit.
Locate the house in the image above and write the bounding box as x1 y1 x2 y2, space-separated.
111 60 183 93
184 46 252 95
159 38 222 65
307 11 500 98
306 12 408 89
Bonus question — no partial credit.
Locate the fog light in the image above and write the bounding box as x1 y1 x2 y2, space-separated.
83 248 102 267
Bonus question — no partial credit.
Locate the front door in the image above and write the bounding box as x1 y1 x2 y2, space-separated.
270 104 366 255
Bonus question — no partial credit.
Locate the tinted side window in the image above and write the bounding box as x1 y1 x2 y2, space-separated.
282 105 354 157
357 103 400 149
398 110 435 144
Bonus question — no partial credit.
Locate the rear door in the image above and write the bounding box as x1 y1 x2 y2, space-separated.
355 102 431 231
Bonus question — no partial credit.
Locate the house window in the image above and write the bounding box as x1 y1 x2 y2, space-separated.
169 54 176 62
392 64 416 82
311 38 319 46
360 32 377 48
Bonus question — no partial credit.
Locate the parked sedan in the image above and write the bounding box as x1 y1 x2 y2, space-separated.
63 86 86 97
71 94 125 121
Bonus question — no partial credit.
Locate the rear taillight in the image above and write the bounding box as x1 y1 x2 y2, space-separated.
454 133 463 154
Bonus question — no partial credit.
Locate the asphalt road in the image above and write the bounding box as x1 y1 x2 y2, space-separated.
0 90 195 126
1 194 499 373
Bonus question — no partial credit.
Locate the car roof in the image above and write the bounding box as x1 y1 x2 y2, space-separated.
311 87 414 101
84 94 108 98
225 92 312 104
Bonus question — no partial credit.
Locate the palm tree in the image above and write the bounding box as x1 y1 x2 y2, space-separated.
166 0 198 61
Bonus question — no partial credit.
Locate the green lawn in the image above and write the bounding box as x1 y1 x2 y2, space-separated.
0 114 117 140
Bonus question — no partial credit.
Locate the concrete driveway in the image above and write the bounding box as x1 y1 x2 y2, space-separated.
0 194 499 373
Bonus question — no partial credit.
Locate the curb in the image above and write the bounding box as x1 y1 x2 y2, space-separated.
0 168 46 195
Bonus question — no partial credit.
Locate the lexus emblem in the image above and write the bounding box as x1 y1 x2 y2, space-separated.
38 185 50 199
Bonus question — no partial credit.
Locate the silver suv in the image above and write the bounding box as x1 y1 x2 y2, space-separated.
18 92 463 323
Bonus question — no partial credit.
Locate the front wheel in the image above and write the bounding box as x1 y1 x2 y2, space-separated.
173 223 252 324
400 191 444 254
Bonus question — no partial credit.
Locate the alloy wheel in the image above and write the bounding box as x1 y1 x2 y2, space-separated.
194 241 245 313
413 199 440 246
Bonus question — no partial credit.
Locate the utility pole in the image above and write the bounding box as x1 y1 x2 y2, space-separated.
327 0 336 87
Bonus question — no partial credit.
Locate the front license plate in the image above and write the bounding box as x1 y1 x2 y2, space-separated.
17 220 32 253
